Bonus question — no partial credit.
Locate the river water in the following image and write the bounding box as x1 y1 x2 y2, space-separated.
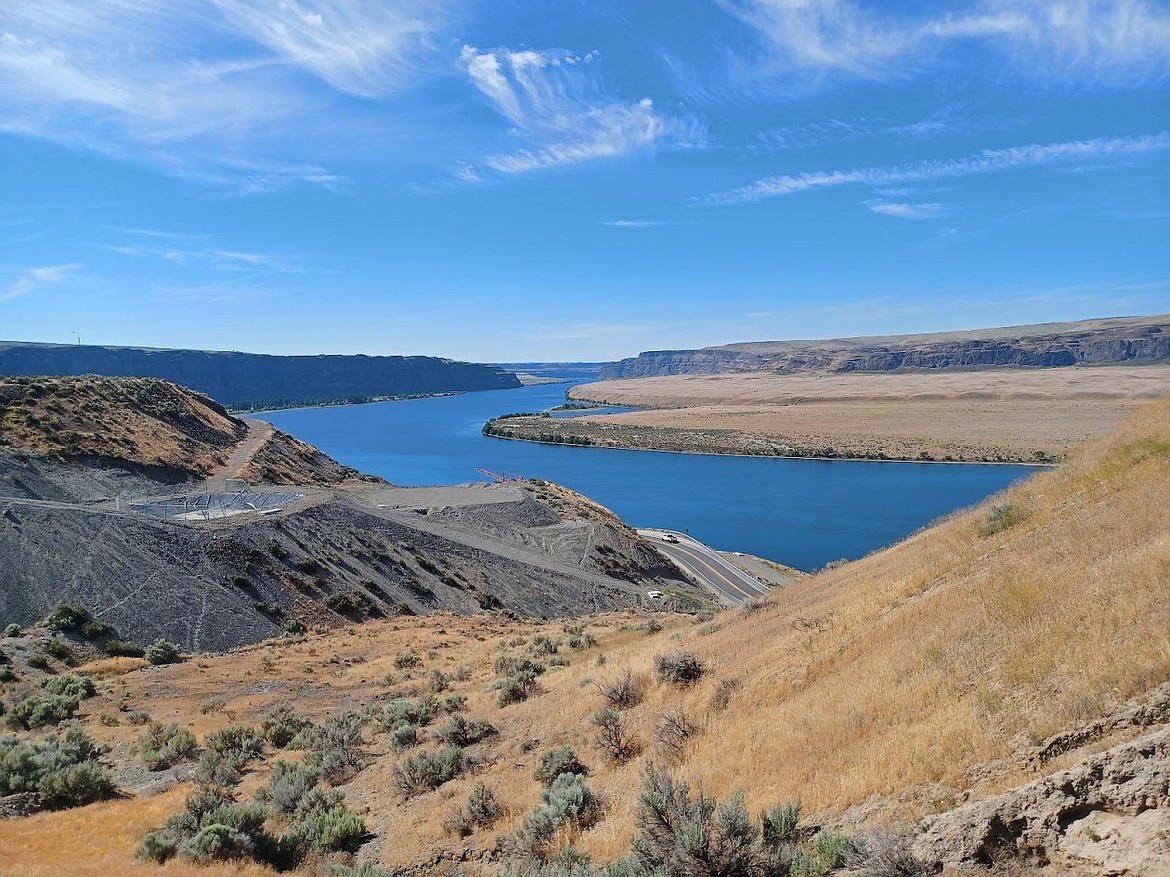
258 382 1034 571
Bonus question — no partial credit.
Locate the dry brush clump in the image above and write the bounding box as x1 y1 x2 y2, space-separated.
652 707 699 764
653 651 705 687
596 668 647 709
591 707 640 764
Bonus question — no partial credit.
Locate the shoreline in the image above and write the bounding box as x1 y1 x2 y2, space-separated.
240 390 466 416
481 424 1052 467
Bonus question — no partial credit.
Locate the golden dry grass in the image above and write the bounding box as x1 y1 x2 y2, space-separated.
0 375 244 474
5 398 1168 873
0 788 274 877
568 366 1169 460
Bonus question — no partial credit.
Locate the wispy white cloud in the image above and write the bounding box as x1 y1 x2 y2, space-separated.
0 1 446 187
705 132 1170 205
211 0 450 98
604 219 670 228
721 0 1170 82
460 44 699 175
106 240 303 274
1 264 82 302
867 201 946 219
110 227 212 242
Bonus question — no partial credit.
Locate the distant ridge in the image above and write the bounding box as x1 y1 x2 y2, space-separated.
600 313 1170 379
0 341 520 409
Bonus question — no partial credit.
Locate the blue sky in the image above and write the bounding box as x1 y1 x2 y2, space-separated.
1 0 1168 362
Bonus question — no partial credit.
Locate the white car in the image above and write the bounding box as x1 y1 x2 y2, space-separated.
646 590 663 599
661 533 679 543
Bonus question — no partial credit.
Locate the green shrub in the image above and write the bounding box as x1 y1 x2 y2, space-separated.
286 799 367 855
441 693 468 714
0 726 116 810
263 761 320 814
534 746 588 786
43 605 89 631
81 619 114 639
205 724 263 760
514 773 601 859
391 724 419 751
145 638 182 665
42 638 73 662
4 692 79 729
306 712 364 785
466 781 502 827
193 749 244 790
135 829 180 863
3 623 21 638
530 634 560 656
261 704 314 749
26 653 50 670
104 640 145 658
392 745 466 797
141 722 198 771
376 695 440 730
653 651 705 686
977 503 1028 537
179 823 256 863
41 674 95 700
496 670 539 707
493 654 546 677
282 616 307 635
604 764 843 877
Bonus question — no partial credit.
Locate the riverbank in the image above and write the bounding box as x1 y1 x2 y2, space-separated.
236 390 465 415
554 366 1168 464
482 413 1057 463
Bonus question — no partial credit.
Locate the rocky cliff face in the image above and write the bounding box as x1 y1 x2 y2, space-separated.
0 342 520 408
601 316 1170 379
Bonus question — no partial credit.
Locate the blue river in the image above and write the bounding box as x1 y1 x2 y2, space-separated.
259 382 1034 571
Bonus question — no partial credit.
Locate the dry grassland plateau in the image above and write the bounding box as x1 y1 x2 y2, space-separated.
561 365 1170 462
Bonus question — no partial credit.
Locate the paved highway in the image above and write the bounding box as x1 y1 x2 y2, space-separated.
638 528 772 605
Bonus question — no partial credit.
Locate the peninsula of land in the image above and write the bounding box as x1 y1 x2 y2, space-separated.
484 316 1170 464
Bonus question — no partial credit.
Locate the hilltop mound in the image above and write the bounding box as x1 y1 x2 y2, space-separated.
1 399 1165 875
0 375 245 475
0 376 361 500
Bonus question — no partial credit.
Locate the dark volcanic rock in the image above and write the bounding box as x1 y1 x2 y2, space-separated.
600 316 1170 379
0 342 520 408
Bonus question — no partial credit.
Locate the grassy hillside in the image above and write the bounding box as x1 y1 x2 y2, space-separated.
0 375 245 475
1 398 1166 875
0 375 362 486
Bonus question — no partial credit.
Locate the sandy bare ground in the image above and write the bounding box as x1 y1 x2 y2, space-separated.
565 366 1170 461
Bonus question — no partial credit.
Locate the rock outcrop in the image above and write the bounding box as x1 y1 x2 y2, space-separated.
913 686 1170 875
0 342 520 409
601 315 1170 379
